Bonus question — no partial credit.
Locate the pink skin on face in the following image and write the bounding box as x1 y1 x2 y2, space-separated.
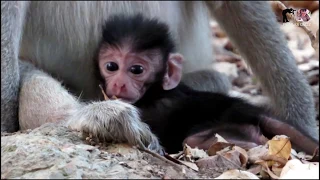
98 45 162 104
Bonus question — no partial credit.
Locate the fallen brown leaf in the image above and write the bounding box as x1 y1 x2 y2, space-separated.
248 135 293 178
267 135 292 161
247 145 269 164
215 134 229 143
183 144 208 162
260 154 288 166
255 160 280 179
196 154 242 174
233 146 249 167
207 142 234 156
271 165 283 177
168 151 184 160
207 134 234 156
184 144 192 161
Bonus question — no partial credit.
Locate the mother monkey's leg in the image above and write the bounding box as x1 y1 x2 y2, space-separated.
1 1 30 132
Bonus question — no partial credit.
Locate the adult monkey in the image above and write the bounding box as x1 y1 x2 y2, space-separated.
1 2 317 149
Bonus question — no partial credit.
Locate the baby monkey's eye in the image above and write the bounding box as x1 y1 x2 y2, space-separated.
130 65 144 74
106 62 119 71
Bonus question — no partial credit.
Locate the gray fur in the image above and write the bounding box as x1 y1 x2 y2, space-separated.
1 1 318 148
1 1 29 132
182 69 232 94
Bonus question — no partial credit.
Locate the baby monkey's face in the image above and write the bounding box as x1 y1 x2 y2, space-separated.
98 45 163 104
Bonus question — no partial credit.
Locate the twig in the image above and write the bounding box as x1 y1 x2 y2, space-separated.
99 84 119 100
99 84 109 100
136 146 184 171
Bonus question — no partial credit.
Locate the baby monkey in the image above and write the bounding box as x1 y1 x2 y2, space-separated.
95 14 318 155
96 14 180 104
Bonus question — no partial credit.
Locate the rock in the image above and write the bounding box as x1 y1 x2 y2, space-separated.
1 123 200 179
215 169 259 179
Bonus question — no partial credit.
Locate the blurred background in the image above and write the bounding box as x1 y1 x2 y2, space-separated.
209 1 319 127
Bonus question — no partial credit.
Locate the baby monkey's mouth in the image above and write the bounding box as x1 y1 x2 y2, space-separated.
99 84 118 100
99 84 136 103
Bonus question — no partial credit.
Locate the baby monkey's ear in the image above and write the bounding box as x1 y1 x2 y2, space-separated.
162 53 184 90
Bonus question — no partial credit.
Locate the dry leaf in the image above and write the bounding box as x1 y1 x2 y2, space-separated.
184 144 192 161
169 151 184 160
271 165 283 177
207 134 234 156
247 164 262 175
197 136 247 172
215 133 229 143
233 146 248 167
255 160 280 179
267 135 292 161
247 145 269 164
197 146 245 170
207 142 234 156
253 135 292 177
280 159 319 179
183 144 208 162
196 154 241 173
260 169 271 179
260 154 288 166
214 169 259 179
